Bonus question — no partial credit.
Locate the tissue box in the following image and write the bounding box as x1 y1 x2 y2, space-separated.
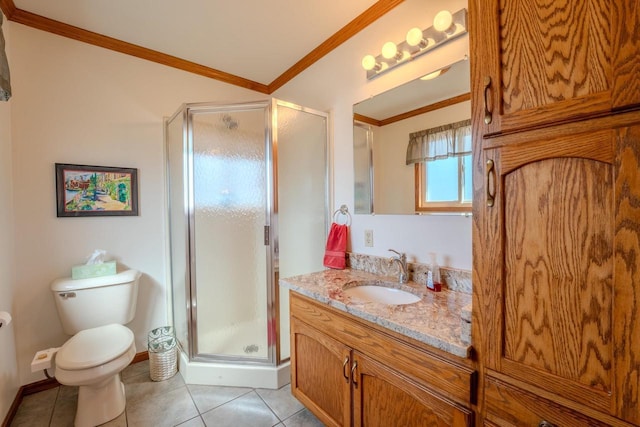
71 261 117 280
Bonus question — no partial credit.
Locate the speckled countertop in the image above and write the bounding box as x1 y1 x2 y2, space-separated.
280 268 473 358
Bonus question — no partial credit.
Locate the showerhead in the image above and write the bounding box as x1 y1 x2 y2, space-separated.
222 114 238 130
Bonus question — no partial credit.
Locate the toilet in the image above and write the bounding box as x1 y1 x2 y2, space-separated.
50 269 141 427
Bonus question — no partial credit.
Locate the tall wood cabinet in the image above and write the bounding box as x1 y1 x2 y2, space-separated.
470 1 640 425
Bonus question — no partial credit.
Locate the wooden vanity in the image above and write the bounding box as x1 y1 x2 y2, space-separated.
281 269 476 427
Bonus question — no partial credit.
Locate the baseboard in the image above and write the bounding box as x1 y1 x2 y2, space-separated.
131 350 149 364
2 350 148 427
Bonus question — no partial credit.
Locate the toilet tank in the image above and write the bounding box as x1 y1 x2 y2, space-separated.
51 269 141 335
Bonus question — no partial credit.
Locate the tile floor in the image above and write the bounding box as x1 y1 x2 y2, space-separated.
10 361 324 427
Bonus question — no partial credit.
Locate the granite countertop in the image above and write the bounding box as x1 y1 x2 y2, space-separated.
280 268 473 358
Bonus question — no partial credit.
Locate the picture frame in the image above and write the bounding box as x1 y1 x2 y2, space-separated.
55 163 139 217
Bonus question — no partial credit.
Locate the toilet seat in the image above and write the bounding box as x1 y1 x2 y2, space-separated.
57 324 134 370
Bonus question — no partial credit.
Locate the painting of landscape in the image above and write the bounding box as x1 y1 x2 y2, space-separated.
55 163 138 217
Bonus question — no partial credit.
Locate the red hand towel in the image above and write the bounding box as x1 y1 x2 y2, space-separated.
323 222 348 269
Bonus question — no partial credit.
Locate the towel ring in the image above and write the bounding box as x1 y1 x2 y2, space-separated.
333 204 352 226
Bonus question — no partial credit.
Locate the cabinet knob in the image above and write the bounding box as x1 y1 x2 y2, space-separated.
539 421 556 427
483 76 493 124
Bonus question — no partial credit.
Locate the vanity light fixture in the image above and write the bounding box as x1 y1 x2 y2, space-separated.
419 66 451 80
361 8 467 80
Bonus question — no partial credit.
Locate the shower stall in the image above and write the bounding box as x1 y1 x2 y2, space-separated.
165 99 329 388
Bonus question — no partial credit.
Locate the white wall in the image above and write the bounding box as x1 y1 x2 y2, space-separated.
0 13 19 421
8 21 262 385
6 0 471 392
274 0 471 269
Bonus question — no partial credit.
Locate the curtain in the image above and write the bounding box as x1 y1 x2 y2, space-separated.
0 14 11 101
406 119 471 165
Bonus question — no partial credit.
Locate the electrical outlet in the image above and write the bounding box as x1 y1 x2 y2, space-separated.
364 229 374 247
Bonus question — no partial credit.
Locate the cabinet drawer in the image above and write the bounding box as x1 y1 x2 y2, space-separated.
290 293 475 406
484 376 626 427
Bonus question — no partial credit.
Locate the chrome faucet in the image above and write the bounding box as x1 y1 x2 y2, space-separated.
388 249 408 284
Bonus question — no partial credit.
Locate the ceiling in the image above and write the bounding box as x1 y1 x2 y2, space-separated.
1 0 404 93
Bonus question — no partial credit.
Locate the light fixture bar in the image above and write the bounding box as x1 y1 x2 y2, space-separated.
363 8 467 80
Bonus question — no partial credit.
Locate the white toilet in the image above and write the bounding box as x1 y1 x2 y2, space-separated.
50 269 141 427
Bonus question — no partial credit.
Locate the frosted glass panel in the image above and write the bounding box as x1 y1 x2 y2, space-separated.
191 108 269 360
353 124 373 214
275 102 328 361
166 112 189 351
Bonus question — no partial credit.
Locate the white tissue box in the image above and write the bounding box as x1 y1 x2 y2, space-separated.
71 261 117 279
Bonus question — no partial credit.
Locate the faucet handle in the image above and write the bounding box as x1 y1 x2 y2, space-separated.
388 249 405 260
388 249 402 257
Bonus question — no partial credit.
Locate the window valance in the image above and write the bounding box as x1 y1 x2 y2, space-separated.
406 119 471 165
0 14 11 102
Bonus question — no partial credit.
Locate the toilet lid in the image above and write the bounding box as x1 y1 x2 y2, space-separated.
57 324 134 371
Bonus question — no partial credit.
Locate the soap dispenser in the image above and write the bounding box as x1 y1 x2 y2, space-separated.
426 253 442 292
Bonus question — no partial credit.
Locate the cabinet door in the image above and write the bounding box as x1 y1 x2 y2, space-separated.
351 352 473 427
470 0 640 135
476 124 640 423
290 317 351 427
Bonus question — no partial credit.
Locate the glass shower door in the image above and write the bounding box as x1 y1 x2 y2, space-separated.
189 103 272 363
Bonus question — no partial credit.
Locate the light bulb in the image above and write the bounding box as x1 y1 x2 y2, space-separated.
406 27 424 47
420 70 442 81
433 10 454 32
419 66 451 81
362 55 378 71
381 41 398 59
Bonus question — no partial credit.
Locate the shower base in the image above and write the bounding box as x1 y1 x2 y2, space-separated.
177 350 290 389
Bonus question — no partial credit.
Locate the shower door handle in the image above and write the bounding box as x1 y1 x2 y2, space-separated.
264 225 270 246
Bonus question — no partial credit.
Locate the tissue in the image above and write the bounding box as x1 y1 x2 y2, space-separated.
71 249 117 279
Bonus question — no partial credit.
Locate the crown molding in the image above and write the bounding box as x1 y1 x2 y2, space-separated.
0 0 404 94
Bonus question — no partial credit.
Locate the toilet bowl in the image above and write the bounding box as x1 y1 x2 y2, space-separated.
49 269 141 427
54 324 136 427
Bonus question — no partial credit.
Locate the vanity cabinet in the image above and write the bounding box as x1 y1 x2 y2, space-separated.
471 1 640 424
472 0 640 135
290 292 475 427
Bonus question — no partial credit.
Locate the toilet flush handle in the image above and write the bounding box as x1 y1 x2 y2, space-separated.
58 292 76 299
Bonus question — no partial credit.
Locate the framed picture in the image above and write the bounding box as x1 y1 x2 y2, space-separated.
55 163 138 217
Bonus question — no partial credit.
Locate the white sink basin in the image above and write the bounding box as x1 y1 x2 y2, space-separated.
343 285 421 305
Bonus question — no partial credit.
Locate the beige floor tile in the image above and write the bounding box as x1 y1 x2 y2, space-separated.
123 369 185 405
282 408 324 427
121 360 151 380
99 410 127 427
10 387 59 427
175 415 205 427
49 386 77 427
256 384 304 421
200 391 279 427
186 384 252 414
125 385 199 427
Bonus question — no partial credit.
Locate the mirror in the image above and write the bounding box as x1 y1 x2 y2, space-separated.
353 59 471 215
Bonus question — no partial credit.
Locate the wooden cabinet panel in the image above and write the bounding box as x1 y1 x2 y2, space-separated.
290 317 351 427
289 293 475 426
352 352 473 427
290 293 475 406
482 129 616 409
484 376 615 427
612 124 640 424
470 0 640 135
474 119 640 424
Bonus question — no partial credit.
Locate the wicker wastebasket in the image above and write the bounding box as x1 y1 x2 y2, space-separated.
148 326 177 381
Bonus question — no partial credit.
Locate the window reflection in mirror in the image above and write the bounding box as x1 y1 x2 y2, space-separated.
353 59 470 215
